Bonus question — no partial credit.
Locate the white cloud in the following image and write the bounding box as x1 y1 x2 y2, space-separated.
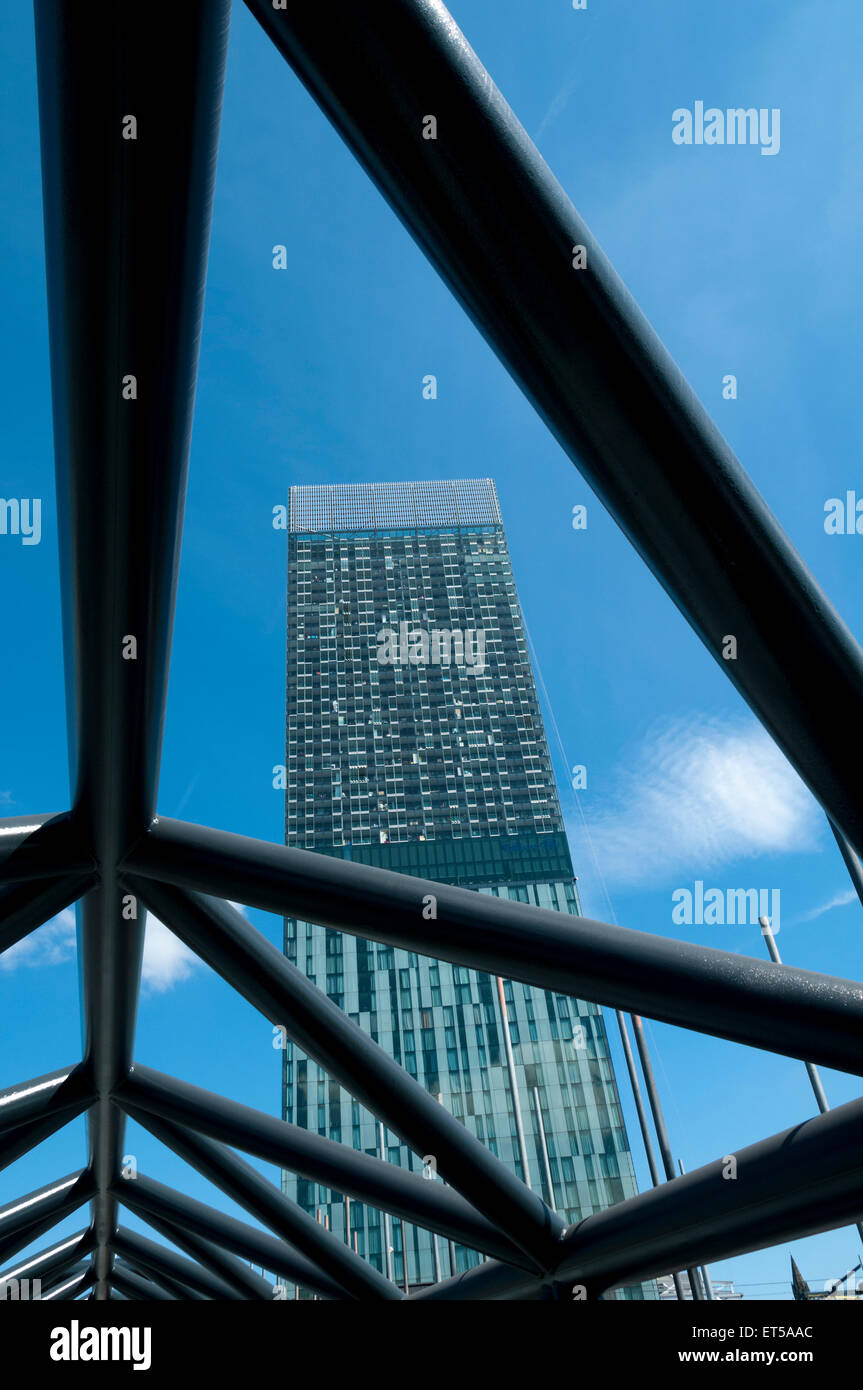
0 900 249 992
798 888 857 923
141 916 201 992
574 717 821 888
0 906 77 971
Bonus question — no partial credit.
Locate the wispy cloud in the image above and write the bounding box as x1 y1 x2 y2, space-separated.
0 902 248 991
574 717 821 888
533 67 581 142
798 888 857 923
0 791 13 806
171 774 199 818
0 906 77 970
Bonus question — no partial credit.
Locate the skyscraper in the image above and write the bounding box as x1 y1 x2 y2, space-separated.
282 479 645 1294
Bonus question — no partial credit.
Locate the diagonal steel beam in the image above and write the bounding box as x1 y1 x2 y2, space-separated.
42 1266 96 1301
0 1171 95 1266
0 1228 94 1295
111 1261 176 1301
829 819 863 915
116 1173 345 1299
127 825 863 1078
34 0 231 1298
112 1226 245 1302
127 1207 274 1300
115 1250 209 1301
0 813 93 886
122 1101 403 1299
0 873 94 958
0 1062 92 1138
245 0 863 855
127 877 563 1269
0 1107 91 1179
413 1094 863 1299
118 1063 529 1267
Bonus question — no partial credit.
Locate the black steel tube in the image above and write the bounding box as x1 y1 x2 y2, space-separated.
128 1208 273 1301
0 1229 94 1292
42 1265 95 1301
0 813 93 886
127 876 562 1269
111 1261 176 1301
0 1171 95 1265
128 822 863 1078
0 1234 94 1295
413 1094 863 1299
0 1104 93 1179
119 1063 529 1268
0 874 93 958
114 1246 209 1301
122 1100 403 1300
245 0 863 854
34 0 230 1297
0 1063 92 1138
830 819 863 915
116 1173 345 1300
112 1227 240 1302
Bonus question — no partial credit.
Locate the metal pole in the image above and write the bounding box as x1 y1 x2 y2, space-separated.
531 1088 556 1209
496 976 531 1189
438 1091 458 1279
759 918 830 1112
617 1011 680 1299
399 1218 410 1295
759 916 863 1251
631 1015 701 1299
615 1012 661 1188
828 820 863 913
677 1160 714 1300
379 1121 394 1284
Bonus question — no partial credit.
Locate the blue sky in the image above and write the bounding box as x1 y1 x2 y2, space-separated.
2 0 862 1299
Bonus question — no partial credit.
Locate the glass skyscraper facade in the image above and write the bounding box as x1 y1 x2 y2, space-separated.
281 479 645 1294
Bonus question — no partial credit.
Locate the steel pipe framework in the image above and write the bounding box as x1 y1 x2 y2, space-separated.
1 0 860 1298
